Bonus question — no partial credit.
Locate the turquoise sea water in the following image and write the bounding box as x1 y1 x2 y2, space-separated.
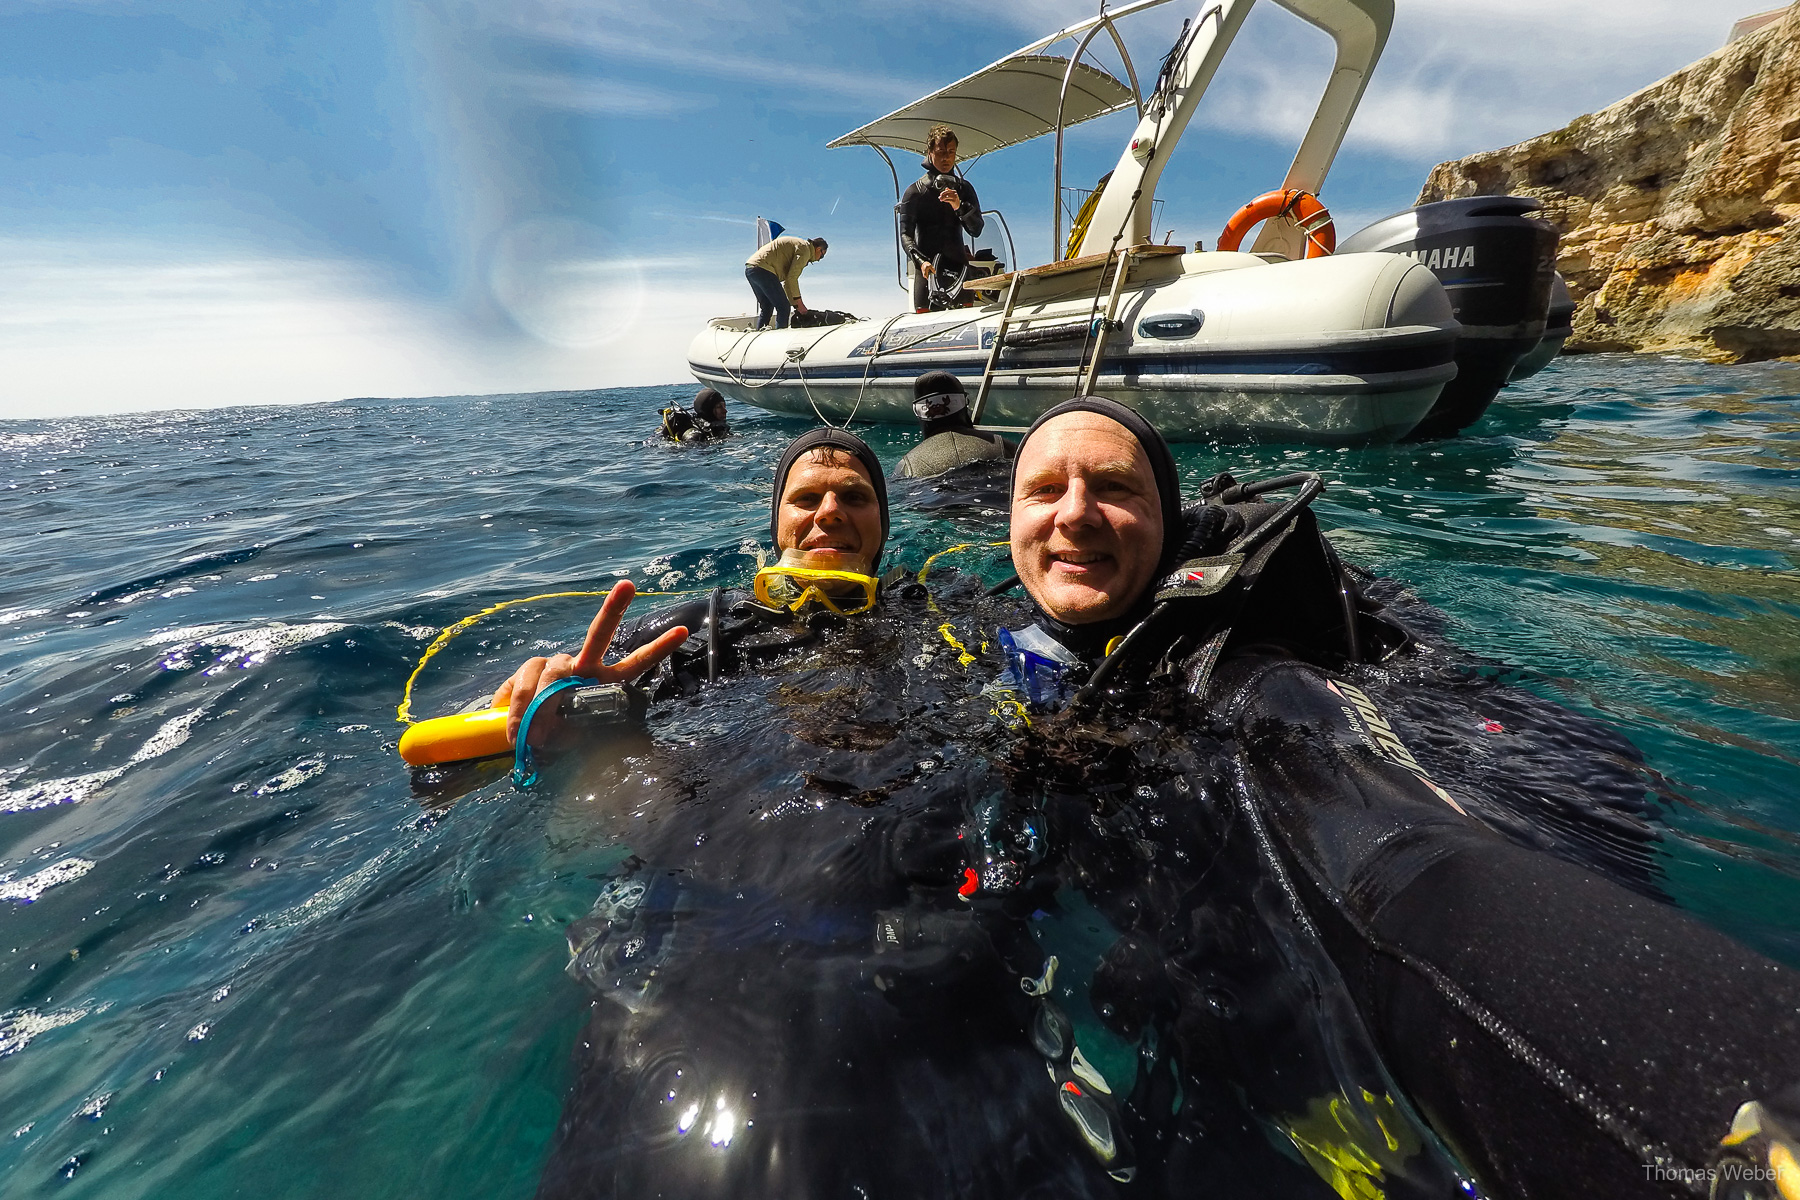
2 353 1798 1196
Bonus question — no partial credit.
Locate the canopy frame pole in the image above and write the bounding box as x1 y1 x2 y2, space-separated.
870 144 905 291
1101 17 1146 107
1014 0 1177 59
1052 13 1143 264
1252 0 1393 256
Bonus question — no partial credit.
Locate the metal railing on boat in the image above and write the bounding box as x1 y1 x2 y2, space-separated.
969 243 1185 424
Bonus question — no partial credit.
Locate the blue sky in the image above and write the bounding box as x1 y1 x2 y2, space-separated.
1 0 1781 416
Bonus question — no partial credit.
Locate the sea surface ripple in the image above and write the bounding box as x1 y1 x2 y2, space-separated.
1 354 1797 1197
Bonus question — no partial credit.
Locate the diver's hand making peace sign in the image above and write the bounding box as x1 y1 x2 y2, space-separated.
493 580 689 745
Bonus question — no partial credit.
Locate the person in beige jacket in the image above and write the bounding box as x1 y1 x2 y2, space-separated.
745 235 827 329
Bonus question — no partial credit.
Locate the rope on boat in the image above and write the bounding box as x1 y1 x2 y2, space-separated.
776 307 990 432
717 326 840 391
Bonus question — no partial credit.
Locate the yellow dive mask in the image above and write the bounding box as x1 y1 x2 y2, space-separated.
753 552 879 616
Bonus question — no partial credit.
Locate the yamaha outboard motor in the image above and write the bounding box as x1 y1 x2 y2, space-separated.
1338 196 1558 437
1508 271 1573 383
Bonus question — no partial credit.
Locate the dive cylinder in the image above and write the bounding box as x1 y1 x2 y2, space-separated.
1338 196 1558 437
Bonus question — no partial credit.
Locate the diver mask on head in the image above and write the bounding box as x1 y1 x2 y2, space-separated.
912 388 969 423
753 549 879 616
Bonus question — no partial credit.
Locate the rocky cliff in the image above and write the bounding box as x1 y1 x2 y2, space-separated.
1417 4 1800 361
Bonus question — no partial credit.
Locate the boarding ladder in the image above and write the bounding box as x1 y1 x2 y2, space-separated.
966 244 1181 426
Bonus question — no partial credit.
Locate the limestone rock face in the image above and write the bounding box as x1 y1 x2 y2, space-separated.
1417 4 1800 361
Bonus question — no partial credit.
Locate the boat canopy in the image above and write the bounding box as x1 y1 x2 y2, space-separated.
827 54 1136 158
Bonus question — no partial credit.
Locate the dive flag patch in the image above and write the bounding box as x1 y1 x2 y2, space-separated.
1156 555 1242 600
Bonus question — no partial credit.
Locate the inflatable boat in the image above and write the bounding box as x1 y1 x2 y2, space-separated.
687 0 1561 443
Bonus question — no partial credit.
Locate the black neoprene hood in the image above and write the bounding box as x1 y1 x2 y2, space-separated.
912 370 970 424
694 388 726 420
770 428 891 569
1009 396 1184 575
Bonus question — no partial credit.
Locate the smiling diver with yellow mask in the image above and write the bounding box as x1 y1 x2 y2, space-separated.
480 428 892 773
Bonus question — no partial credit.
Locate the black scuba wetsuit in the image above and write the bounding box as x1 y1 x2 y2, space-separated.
1215 653 1800 1199
891 428 1013 480
1002 492 1800 1199
531 572 1154 1200
601 589 828 697
898 165 983 311
660 407 729 444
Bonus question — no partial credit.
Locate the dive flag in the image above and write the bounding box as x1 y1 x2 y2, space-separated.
756 217 785 248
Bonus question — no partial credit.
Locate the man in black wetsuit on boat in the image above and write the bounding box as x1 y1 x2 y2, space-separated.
898 125 983 313
994 395 1800 1200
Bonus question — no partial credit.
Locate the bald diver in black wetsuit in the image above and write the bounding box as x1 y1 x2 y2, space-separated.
993 396 1800 1200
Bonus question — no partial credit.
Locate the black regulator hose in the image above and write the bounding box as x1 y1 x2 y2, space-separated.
1170 503 1226 565
1223 473 1323 557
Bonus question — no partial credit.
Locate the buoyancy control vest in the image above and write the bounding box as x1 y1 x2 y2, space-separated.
660 406 729 443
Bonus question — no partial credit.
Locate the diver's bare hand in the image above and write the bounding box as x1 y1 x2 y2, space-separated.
938 186 961 211
495 580 688 745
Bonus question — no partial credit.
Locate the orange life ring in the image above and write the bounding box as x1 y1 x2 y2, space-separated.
1216 189 1336 258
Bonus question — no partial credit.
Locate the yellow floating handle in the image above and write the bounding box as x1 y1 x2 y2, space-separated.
397 706 512 767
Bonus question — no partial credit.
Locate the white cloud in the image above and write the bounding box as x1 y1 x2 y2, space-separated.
0 240 491 417
487 216 648 348
0 237 910 418
1196 0 1784 161
495 0 931 110
497 72 717 118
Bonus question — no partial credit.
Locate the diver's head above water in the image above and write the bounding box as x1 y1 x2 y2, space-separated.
911 371 974 437
1009 398 1182 634
694 388 727 425
771 427 890 572
495 427 890 745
